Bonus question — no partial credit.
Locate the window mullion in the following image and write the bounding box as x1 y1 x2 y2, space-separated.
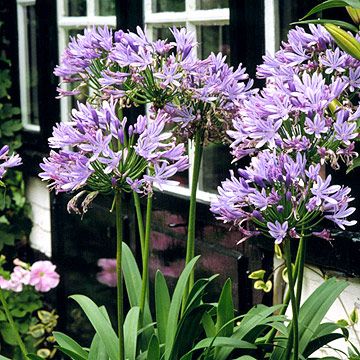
264 0 279 54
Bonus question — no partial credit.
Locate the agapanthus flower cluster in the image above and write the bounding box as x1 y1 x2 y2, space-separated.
229 71 359 168
55 26 254 142
210 150 356 244
229 25 360 168
0 259 60 293
257 24 360 100
39 99 188 209
0 145 22 180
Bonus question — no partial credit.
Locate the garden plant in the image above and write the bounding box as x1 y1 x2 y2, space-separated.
1 1 360 359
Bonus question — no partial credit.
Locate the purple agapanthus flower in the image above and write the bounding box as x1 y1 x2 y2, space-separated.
40 100 189 198
211 150 356 245
0 145 22 180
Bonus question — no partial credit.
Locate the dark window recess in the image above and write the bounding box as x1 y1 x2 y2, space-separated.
21 0 59 172
26 5 40 126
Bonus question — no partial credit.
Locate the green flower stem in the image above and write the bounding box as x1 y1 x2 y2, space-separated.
0 288 28 358
184 130 204 293
284 239 299 360
139 194 153 323
265 235 305 345
115 191 125 360
295 235 306 309
133 191 145 256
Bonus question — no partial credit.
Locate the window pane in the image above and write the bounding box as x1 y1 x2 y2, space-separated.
96 0 116 16
152 0 185 13
199 144 233 193
67 0 87 16
26 6 39 126
153 27 177 42
196 0 228 10
197 25 230 60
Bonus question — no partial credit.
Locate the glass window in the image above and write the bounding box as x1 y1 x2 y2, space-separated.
96 0 116 16
26 5 39 126
17 1 40 130
152 0 185 13
197 25 230 60
67 0 87 16
196 0 228 10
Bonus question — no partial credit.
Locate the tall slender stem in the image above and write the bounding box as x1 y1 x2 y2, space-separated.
284 240 299 360
133 191 145 256
139 194 153 323
295 235 306 309
115 191 125 360
185 130 203 290
0 289 28 358
265 236 304 345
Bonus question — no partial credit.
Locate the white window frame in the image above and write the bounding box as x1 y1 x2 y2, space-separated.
144 0 229 204
17 0 40 132
56 0 116 123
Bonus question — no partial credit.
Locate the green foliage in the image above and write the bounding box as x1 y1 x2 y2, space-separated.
0 25 32 251
270 278 349 359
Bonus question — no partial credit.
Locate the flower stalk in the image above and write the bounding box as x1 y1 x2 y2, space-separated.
115 191 125 360
139 194 153 323
0 288 28 358
185 129 204 294
133 191 145 255
284 239 299 360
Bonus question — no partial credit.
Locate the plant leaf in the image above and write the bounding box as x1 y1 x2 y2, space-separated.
53 332 88 359
301 0 360 20
292 19 359 32
155 270 170 347
56 347 88 360
122 243 152 326
216 278 234 338
147 335 160 360
124 306 140 360
164 256 200 360
70 295 119 360
88 334 109 360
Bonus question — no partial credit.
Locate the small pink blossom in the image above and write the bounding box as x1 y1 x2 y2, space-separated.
29 261 60 292
96 258 117 287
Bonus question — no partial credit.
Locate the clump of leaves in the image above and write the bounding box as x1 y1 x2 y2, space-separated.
0 23 32 250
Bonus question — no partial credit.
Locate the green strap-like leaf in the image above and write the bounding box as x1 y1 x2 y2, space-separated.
147 335 160 360
124 306 140 360
293 19 359 32
53 331 88 359
155 270 171 347
122 243 153 327
70 295 119 360
216 278 234 338
301 0 360 20
164 256 200 360
88 334 109 360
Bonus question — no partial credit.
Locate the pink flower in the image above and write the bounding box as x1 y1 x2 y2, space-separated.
29 261 60 292
96 258 117 287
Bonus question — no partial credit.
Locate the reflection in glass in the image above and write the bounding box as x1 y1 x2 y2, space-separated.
198 25 230 60
26 6 39 126
152 0 185 13
199 143 233 193
153 27 177 43
67 0 87 16
196 0 228 10
97 0 116 16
